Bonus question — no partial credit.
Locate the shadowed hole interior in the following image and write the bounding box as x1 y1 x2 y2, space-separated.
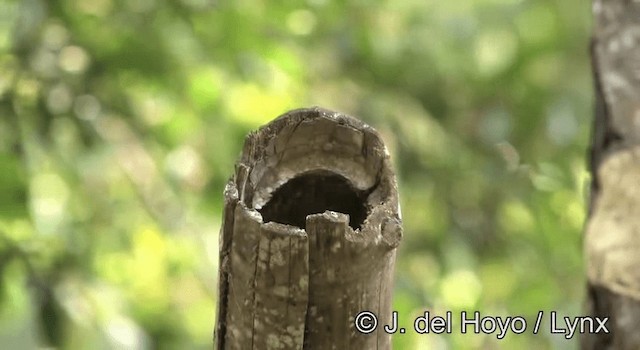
258 171 369 229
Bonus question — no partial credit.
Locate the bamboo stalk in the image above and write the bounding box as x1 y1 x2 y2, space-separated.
214 107 402 349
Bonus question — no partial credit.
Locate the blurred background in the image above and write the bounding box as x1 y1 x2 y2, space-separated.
0 0 592 349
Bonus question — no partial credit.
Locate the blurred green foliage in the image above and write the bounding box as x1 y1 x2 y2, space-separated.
0 0 591 348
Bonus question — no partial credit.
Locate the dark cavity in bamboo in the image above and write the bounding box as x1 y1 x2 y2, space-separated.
259 170 369 229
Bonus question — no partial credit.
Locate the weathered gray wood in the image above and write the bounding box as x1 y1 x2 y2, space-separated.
583 0 640 348
214 107 402 349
